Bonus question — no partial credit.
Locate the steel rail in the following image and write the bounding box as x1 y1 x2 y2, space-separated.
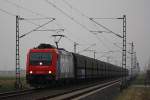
0 88 42 99
38 79 120 100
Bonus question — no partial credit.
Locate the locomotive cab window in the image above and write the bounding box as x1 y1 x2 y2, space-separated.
29 52 52 66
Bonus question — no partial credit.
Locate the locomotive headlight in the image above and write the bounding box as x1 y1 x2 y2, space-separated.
48 71 52 74
29 71 33 74
39 62 43 66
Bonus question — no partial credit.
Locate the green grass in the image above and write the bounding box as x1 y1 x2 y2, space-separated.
132 74 145 85
115 74 150 100
0 77 30 93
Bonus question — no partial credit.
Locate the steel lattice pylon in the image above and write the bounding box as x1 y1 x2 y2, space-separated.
122 15 127 86
15 16 22 89
131 42 134 80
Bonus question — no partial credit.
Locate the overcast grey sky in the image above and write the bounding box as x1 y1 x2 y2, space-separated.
0 0 149 71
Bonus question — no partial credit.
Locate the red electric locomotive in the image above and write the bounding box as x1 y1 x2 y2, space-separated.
26 44 58 85
26 43 128 87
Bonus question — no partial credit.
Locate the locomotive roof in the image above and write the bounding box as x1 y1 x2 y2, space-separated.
58 48 72 55
34 43 56 49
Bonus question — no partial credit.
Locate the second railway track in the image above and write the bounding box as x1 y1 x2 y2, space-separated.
0 88 38 99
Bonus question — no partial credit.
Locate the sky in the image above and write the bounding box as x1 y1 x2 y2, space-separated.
0 0 149 71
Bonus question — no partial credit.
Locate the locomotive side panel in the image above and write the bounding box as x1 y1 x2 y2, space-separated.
57 50 74 79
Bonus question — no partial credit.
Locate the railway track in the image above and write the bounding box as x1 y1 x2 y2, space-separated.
0 79 120 100
38 79 120 100
0 88 40 99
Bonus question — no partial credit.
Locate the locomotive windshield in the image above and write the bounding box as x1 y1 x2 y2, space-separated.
29 52 52 66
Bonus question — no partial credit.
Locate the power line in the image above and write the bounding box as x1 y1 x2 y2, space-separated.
91 31 121 50
45 0 111 50
89 18 122 38
78 43 96 53
65 35 79 44
0 0 63 33
61 0 102 32
1 0 119 54
45 0 91 32
2 0 54 19
23 19 47 26
0 8 58 39
0 0 86 51
23 18 52 20
60 0 123 50
62 0 89 19
61 0 121 38
0 8 16 16
91 18 120 20
23 19 63 32
53 20 88 46
2 0 79 40
53 20 99 50
20 18 55 38
2 0 79 41
98 33 123 50
1 0 110 51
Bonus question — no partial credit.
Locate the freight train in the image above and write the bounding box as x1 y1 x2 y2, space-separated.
26 44 128 87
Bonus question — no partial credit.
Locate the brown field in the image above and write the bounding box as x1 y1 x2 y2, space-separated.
116 86 150 100
0 77 30 92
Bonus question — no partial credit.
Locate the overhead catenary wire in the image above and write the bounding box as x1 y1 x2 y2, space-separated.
62 0 90 19
1 0 54 19
0 9 58 39
1 0 93 48
91 18 120 20
53 20 101 50
61 0 103 32
78 43 96 53
44 0 112 50
1 0 73 34
0 0 85 49
65 35 109 54
61 0 121 38
1 0 110 51
65 36 79 44
65 34 100 50
1 0 122 56
62 1 123 50
0 0 127 65
61 0 123 50
97 32 123 50
19 18 55 38
23 19 48 27
44 0 91 32
2 0 43 17
1 0 77 36
90 23 121 51
53 20 88 46
0 8 16 16
0 0 59 36
89 18 123 38
90 30 122 51
23 19 64 32
113 43 132 54
22 18 52 20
